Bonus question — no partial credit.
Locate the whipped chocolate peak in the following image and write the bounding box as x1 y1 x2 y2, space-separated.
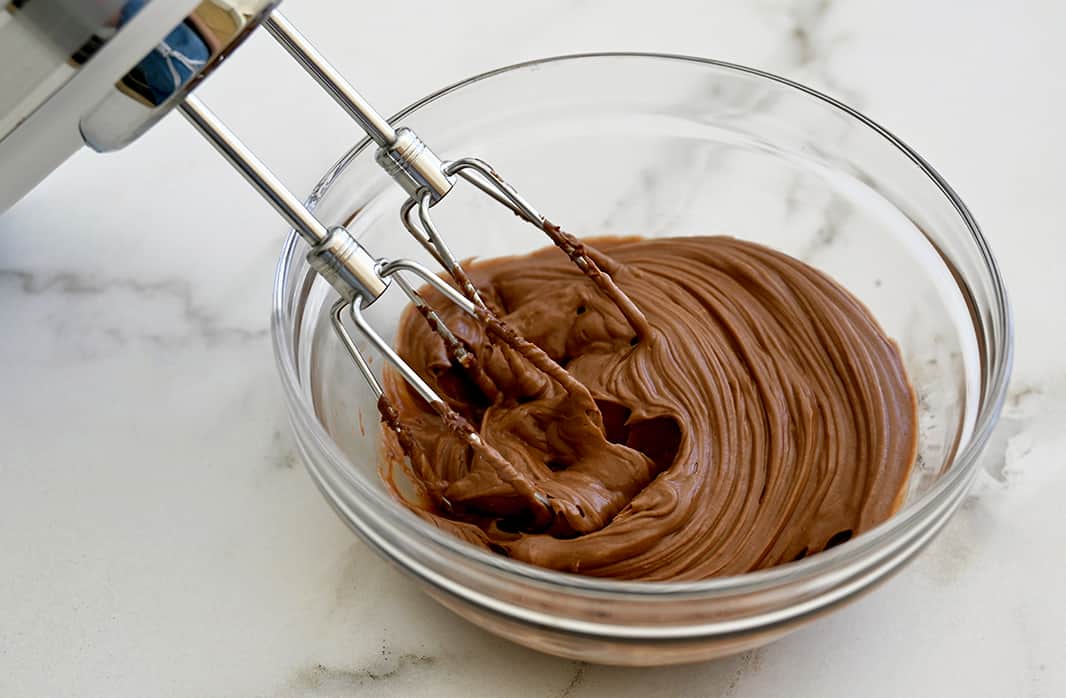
379 236 917 581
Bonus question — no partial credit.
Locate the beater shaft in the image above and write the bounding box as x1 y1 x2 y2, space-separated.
179 95 329 247
262 12 397 148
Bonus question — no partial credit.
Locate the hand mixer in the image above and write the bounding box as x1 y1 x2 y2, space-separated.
1 2 651 528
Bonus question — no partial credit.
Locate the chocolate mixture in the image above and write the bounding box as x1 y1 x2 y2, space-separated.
379 236 917 581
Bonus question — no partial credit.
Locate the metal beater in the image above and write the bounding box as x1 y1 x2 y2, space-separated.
181 11 650 520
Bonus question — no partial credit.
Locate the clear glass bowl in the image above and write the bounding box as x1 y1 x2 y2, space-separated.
272 54 1011 665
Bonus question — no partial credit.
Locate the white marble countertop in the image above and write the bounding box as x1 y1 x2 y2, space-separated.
2 1 1064 695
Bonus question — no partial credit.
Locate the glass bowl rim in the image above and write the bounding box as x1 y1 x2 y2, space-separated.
271 52 1013 598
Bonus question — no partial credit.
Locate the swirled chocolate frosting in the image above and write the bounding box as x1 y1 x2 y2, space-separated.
379 236 917 581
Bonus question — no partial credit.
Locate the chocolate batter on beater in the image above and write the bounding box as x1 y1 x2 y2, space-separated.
379 235 917 581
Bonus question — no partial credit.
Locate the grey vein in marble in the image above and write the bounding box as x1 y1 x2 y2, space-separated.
0 267 267 347
558 662 588 698
286 653 438 695
762 0 862 106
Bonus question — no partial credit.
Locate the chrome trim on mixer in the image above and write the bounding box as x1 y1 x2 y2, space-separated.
308 228 390 305
374 128 455 204
79 0 279 151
